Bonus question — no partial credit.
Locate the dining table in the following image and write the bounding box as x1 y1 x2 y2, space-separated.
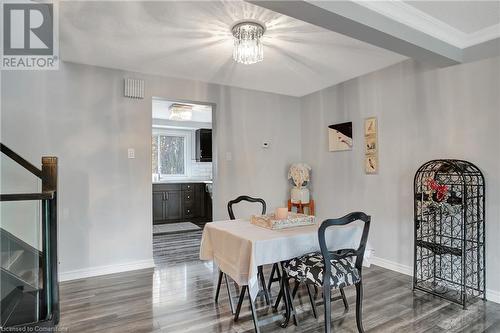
199 218 374 331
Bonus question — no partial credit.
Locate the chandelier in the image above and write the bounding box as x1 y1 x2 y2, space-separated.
168 103 192 121
231 21 265 65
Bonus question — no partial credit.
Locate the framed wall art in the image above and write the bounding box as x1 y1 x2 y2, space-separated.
364 117 378 174
328 122 353 152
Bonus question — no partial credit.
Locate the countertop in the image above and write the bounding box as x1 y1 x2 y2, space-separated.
153 180 212 184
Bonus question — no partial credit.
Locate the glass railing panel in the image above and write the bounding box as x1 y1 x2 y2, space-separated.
0 199 43 327
0 152 41 247
0 153 41 194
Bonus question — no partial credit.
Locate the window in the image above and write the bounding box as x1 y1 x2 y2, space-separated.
152 129 190 179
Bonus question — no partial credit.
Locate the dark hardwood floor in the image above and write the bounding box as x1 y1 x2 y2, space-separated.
58 231 500 332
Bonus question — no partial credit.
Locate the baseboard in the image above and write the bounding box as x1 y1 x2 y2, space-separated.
486 288 500 304
370 256 412 276
59 259 155 282
370 256 500 304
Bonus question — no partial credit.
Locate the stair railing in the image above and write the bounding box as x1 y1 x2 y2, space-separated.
0 143 59 327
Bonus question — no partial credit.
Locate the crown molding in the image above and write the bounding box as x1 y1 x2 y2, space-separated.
464 24 500 48
354 0 500 49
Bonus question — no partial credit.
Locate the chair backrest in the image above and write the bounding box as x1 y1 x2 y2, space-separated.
318 212 371 273
227 195 266 220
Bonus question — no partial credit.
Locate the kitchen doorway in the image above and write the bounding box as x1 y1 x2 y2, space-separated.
151 97 215 239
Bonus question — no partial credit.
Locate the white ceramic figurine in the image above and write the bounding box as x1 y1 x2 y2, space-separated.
288 163 311 204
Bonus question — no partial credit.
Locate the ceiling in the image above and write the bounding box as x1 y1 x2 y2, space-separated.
60 1 498 97
357 0 500 48
404 1 500 34
59 1 406 97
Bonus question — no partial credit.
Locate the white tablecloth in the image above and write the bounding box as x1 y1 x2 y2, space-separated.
199 219 374 301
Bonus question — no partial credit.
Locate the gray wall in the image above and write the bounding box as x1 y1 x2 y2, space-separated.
3 55 499 300
0 155 41 250
300 57 500 297
0 62 301 278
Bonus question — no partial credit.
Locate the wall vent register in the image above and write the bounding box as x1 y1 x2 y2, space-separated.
124 78 145 99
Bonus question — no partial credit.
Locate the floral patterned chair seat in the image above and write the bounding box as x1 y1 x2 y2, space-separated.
283 251 361 289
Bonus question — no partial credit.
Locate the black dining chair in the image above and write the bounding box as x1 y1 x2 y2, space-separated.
281 212 371 333
214 195 272 319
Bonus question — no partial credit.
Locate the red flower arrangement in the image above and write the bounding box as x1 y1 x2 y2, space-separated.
426 178 449 202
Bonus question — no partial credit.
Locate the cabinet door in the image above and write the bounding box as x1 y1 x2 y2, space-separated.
183 201 195 219
152 192 165 223
204 189 213 220
200 130 212 161
196 129 212 162
194 184 205 217
165 190 182 220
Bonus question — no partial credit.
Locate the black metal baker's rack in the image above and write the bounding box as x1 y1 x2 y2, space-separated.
413 159 485 309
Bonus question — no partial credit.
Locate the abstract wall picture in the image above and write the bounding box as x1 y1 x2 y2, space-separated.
365 136 377 154
364 117 378 174
328 122 353 152
365 117 377 135
365 154 378 173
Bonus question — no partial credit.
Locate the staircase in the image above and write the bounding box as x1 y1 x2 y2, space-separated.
0 143 59 329
1 228 43 327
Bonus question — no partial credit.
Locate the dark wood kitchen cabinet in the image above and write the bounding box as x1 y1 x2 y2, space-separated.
165 190 182 220
153 183 210 224
195 129 212 162
182 184 195 219
152 184 182 224
152 191 165 222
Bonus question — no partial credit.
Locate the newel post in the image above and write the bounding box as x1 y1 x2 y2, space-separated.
41 156 60 323
41 156 57 192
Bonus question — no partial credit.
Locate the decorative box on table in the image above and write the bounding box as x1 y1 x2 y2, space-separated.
251 212 315 230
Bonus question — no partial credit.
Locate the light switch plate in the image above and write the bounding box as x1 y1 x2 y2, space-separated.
128 148 135 159
226 152 232 161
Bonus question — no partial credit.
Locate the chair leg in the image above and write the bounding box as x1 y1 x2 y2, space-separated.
324 285 332 333
267 263 277 291
234 286 247 321
274 287 283 310
215 271 223 302
224 274 235 314
340 286 349 310
248 290 261 333
283 274 299 327
258 266 271 305
274 264 284 310
306 284 317 318
267 263 281 293
355 281 365 333
291 281 300 300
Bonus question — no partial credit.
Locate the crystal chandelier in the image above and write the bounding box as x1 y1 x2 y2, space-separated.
231 21 265 65
168 103 192 121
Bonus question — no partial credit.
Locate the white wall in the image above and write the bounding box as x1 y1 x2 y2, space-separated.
1 61 301 279
300 57 500 300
